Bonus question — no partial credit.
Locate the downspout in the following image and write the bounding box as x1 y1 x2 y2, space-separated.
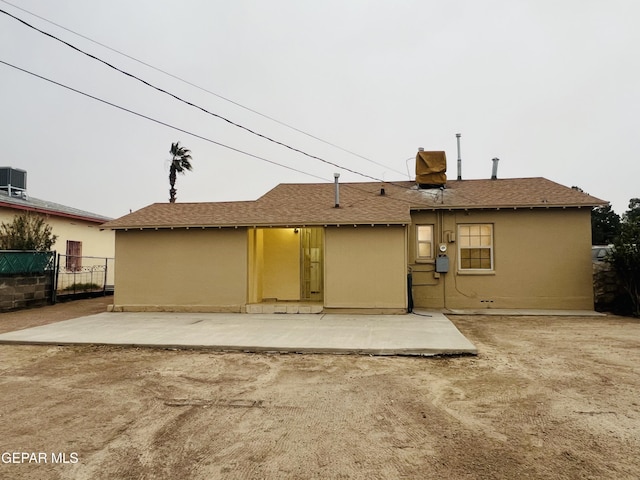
405 223 412 313
407 272 414 313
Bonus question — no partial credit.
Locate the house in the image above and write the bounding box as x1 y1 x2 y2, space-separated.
102 152 607 313
0 167 115 278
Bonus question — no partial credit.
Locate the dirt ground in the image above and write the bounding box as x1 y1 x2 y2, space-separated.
0 298 638 479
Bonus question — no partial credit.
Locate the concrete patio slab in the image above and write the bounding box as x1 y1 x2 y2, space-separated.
445 309 605 316
0 310 477 356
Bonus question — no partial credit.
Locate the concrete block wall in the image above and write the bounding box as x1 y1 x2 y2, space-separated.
0 274 53 311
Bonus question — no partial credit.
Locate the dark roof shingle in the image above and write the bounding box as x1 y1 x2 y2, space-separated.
0 193 111 223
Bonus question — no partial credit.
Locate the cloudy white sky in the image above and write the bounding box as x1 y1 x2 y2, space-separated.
0 0 638 219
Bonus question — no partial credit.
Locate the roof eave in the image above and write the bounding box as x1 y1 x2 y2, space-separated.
411 202 606 211
0 201 111 224
104 220 409 231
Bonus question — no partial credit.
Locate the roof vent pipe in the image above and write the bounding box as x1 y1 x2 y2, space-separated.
491 157 499 180
334 173 340 208
456 133 462 180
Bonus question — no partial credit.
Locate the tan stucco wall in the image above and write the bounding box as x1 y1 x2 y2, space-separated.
408 210 443 308
261 228 300 301
324 226 406 311
110 206 594 313
247 228 264 303
113 228 247 311
409 208 594 310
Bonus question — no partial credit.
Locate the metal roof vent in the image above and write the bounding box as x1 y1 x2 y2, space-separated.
491 158 499 180
456 133 462 180
0 167 27 197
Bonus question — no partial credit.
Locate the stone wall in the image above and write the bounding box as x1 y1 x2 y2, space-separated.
593 262 629 313
0 273 54 312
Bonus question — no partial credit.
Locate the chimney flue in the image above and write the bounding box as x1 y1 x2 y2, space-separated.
456 133 462 181
334 173 340 207
491 158 499 180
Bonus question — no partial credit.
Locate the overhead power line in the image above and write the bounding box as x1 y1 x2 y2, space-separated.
0 7 381 183
0 0 407 179
0 3 408 179
0 59 328 182
1 59 441 206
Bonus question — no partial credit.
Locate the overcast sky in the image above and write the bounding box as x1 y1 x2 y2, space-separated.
1 0 638 219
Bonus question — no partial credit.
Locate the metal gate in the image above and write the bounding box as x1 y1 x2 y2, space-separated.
54 254 114 302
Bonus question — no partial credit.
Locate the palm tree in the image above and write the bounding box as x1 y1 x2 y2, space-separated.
168 141 193 203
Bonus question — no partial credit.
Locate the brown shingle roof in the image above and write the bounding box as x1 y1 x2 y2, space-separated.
402 177 607 210
101 177 607 230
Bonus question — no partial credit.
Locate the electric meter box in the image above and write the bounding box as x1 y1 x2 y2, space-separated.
435 255 449 273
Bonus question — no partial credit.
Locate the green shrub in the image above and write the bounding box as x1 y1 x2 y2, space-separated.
63 282 101 292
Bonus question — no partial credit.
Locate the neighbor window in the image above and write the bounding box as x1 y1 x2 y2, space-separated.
66 240 82 271
416 225 434 260
458 224 493 270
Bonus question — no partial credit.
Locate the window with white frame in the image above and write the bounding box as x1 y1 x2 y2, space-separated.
458 224 493 270
416 225 434 260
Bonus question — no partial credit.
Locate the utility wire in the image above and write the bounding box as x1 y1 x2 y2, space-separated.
1 58 440 209
0 7 408 183
0 59 328 182
0 8 439 206
0 0 407 178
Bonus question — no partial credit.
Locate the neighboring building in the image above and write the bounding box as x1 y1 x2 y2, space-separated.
0 167 114 265
102 152 607 313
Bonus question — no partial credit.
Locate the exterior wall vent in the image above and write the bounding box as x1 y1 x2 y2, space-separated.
415 151 447 188
0 167 27 197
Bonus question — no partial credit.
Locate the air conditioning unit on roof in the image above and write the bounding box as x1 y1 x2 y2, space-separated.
0 167 27 197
